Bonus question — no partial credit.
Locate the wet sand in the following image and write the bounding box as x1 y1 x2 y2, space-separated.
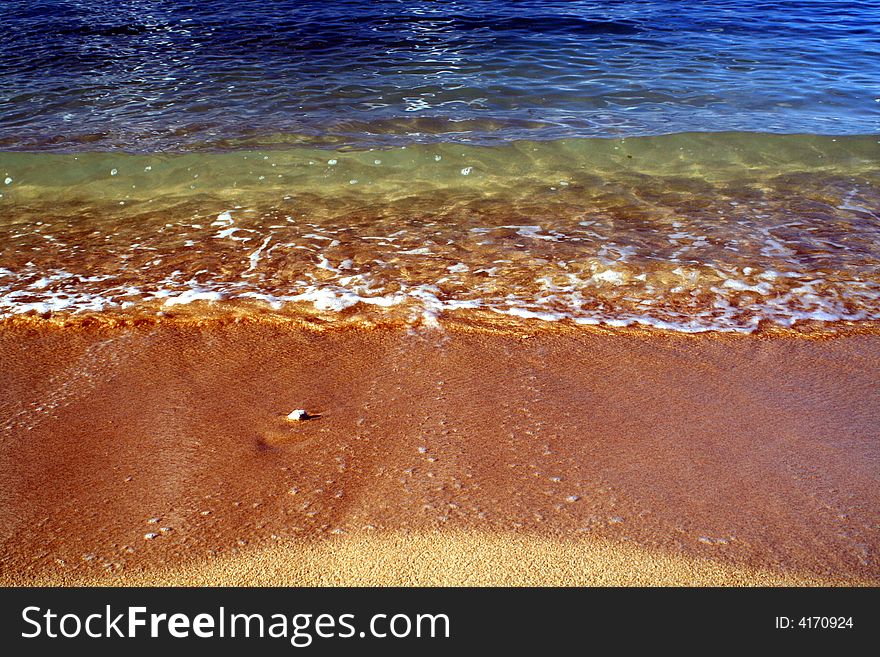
0 320 878 586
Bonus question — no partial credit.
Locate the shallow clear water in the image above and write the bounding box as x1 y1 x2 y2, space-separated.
1 2 879 332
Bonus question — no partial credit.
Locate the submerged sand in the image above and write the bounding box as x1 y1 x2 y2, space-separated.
0 320 878 586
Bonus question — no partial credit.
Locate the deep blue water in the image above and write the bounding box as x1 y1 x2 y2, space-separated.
0 0 878 151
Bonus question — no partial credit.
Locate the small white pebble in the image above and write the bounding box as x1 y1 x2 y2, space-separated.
3 177 11 185
417 446 428 454
144 532 158 540
565 495 580 503
328 159 337 166
287 409 309 421
460 166 473 176
110 168 118 176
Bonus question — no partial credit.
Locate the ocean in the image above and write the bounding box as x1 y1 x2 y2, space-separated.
1 0 878 332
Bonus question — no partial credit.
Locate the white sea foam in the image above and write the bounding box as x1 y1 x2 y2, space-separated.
214 227 251 241
721 279 772 294
501 225 557 241
244 235 272 275
1 244 878 333
591 269 626 285
160 288 224 307
492 306 566 321
212 211 234 227
1 272 876 332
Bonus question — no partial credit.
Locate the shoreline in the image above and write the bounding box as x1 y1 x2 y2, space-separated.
1 321 878 586
4 309 880 338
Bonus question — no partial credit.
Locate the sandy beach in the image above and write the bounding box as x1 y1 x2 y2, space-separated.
0 319 877 586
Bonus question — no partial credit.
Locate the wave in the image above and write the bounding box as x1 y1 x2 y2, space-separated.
1 132 878 333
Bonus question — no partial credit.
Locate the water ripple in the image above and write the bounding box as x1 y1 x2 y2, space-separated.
0 0 878 151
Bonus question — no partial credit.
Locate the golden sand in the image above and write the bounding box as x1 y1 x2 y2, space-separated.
0 321 878 586
5 531 867 587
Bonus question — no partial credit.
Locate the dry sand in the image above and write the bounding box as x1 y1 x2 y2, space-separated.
0 320 878 586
